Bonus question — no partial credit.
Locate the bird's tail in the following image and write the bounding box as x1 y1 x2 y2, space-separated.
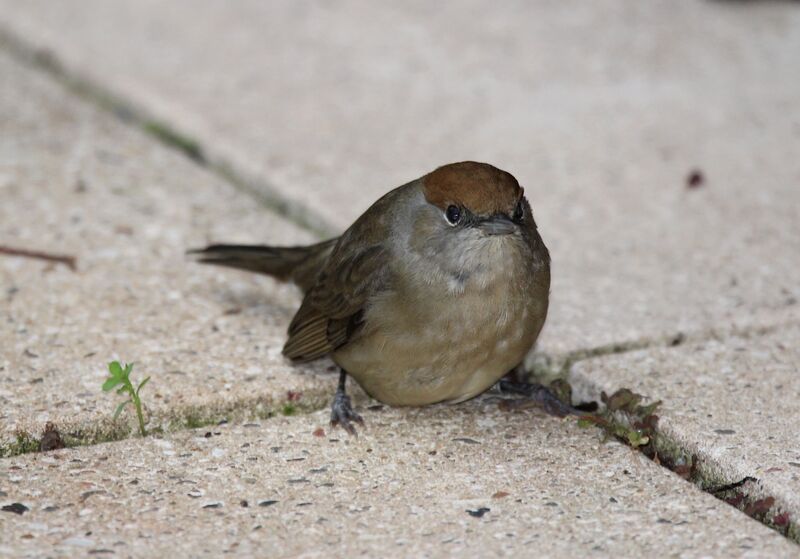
188 238 337 292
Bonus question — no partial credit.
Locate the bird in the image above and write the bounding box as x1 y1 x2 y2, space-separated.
190 161 559 435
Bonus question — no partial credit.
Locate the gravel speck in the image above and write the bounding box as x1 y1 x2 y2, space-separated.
466 507 490 518
2 503 29 515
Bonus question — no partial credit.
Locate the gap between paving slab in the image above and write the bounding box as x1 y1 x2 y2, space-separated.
3 401 800 557
526 310 795 385
565 309 800 545
0 25 337 239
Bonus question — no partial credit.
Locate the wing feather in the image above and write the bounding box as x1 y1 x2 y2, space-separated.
282 244 388 362
281 184 405 362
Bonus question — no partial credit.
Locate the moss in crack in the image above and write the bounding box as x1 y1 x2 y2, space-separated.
653 439 799 541
788 521 800 544
0 25 336 239
180 409 219 430
708 483 797 540
525 339 656 387
572 385 800 545
0 390 332 458
564 340 653 367
169 403 269 431
256 409 277 421
575 388 717 488
281 403 297 416
0 431 40 458
527 322 786 387
576 388 661 449
164 392 330 432
142 121 205 163
214 160 336 239
0 421 134 458
63 423 133 450
1 27 201 164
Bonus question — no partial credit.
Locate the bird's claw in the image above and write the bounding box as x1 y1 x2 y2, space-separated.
330 391 364 436
498 380 583 418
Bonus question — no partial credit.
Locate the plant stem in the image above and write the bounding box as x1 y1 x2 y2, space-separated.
132 392 147 437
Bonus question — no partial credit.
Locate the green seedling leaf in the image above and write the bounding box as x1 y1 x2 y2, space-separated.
108 361 124 377
102 376 122 392
627 431 650 447
577 418 595 428
113 400 131 419
583 387 663 459
136 376 151 396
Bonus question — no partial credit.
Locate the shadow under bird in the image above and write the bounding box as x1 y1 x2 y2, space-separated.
190 161 574 434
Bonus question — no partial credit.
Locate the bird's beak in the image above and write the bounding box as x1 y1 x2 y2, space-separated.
478 214 516 236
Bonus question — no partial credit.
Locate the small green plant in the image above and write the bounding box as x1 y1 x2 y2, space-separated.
281 402 297 416
576 388 661 449
103 361 150 437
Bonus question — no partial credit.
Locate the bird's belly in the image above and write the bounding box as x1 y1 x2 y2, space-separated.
333 284 544 406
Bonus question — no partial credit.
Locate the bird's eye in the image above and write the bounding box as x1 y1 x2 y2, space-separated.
512 201 524 222
445 205 462 225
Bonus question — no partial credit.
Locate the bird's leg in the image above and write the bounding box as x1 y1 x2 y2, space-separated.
330 369 364 436
498 379 584 418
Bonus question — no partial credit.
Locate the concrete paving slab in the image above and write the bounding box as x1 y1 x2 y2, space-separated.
570 318 800 537
0 51 338 453
2 400 797 558
1 1 798 354
1 6 798 555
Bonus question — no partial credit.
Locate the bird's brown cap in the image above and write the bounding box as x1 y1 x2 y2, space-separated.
422 161 522 216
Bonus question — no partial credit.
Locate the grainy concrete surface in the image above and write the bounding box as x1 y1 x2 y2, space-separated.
1 1 800 556
2 402 797 558
0 51 336 449
0 1 798 355
570 316 800 534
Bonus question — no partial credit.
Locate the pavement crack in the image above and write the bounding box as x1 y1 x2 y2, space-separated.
529 319 788 385
0 388 333 459
0 24 336 239
560 384 800 545
708 476 759 495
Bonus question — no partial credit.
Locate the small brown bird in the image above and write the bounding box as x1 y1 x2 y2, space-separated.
192 161 559 434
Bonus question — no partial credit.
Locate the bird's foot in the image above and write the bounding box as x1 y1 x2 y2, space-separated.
330 390 364 436
498 380 583 418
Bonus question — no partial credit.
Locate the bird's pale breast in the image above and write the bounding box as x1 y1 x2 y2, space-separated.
333 241 548 406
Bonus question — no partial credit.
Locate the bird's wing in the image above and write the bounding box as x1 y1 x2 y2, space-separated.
282 242 389 362
281 182 411 362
